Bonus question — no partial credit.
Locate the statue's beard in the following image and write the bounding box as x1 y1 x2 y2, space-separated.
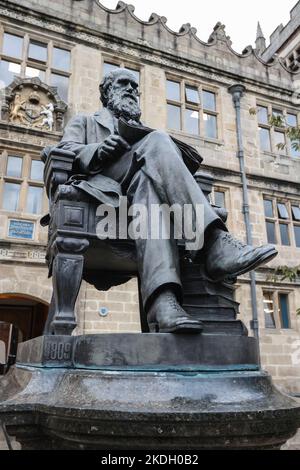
107 95 141 122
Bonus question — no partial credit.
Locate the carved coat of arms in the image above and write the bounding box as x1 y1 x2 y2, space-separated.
24 92 43 121
5 77 67 132
10 90 54 131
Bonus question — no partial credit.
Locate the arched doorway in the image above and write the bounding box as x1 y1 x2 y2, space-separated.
0 294 49 342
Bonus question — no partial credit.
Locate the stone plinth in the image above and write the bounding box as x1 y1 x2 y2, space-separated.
0 334 299 450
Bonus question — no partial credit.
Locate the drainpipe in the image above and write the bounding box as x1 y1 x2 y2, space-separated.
228 84 260 362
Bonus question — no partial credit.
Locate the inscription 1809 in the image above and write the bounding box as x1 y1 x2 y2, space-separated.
45 339 72 362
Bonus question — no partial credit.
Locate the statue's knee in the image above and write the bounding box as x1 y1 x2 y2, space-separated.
146 130 174 156
149 130 171 142
142 130 180 165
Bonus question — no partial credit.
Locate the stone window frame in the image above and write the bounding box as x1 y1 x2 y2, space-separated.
0 149 46 219
165 74 221 142
285 44 300 72
262 289 292 330
257 101 300 158
263 196 300 248
210 187 227 209
102 57 141 77
209 185 233 231
0 26 72 102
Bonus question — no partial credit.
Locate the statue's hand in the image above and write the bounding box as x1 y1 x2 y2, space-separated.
98 135 131 164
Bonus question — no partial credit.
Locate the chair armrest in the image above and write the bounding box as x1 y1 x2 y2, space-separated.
43 147 75 200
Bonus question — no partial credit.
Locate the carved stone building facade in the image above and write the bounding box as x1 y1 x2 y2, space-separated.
260 1 300 71
0 0 300 396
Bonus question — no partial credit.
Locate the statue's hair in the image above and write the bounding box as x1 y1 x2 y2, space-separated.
99 68 137 107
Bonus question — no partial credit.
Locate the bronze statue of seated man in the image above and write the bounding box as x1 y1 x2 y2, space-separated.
57 68 277 334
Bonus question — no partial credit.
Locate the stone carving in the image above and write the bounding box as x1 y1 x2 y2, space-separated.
9 90 53 129
208 22 233 46
9 93 26 124
0 248 45 262
37 103 55 131
3 77 67 132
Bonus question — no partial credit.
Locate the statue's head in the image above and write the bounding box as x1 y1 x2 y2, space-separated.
99 68 141 122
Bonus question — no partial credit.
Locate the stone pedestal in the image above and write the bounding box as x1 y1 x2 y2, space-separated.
0 334 299 450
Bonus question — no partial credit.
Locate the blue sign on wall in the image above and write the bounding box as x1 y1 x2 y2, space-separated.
8 220 35 240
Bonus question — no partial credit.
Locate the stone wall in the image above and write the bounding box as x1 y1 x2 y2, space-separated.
0 262 51 304
78 279 141 335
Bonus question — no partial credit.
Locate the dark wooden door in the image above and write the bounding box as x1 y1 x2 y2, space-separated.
0 303 48 342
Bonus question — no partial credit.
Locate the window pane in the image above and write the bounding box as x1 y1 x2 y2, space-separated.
290 141 300 157
0 60 21 87
167 103 181 130
279 294 290 329
286 113 297 127
25 66 45 81
204 113 217 139
257 106 268 125
30 160 44 181
184 109 199 135
103 62 119 76
28 41 47 62
3 33 23 59
272 109 284 126
266 221 276 244
51 73 69 102
185 85 200 104
294 226 300 247
277 202 289 219
124 68 139 84
3 182 20 211
203 90 216 111
52 47 70 72
166 80 180 101
26 186 43 214
272 108 283 118
279 223 290 246
274 131 286 153
215 191 225 208
264 199 273 218
263 292 276 329
291 205 300 221
6 156 22 177
259 127 271 152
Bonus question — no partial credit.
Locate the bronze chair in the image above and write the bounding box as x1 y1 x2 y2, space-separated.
41 147 245 337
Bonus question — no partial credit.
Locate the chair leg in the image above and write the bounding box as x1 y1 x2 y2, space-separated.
51 253 84 336
138 277 149 333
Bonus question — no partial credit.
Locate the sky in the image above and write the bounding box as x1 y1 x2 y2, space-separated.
100 0 298 53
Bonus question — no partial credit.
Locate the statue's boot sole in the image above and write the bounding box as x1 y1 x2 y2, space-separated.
149 321 203 334
209 246 278 282
227 246 278 279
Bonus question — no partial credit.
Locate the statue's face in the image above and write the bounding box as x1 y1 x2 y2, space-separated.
106 70 141 121
107 71 139 104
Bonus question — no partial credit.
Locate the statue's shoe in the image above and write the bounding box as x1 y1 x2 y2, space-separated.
147 290 203 334
206 230 278 281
